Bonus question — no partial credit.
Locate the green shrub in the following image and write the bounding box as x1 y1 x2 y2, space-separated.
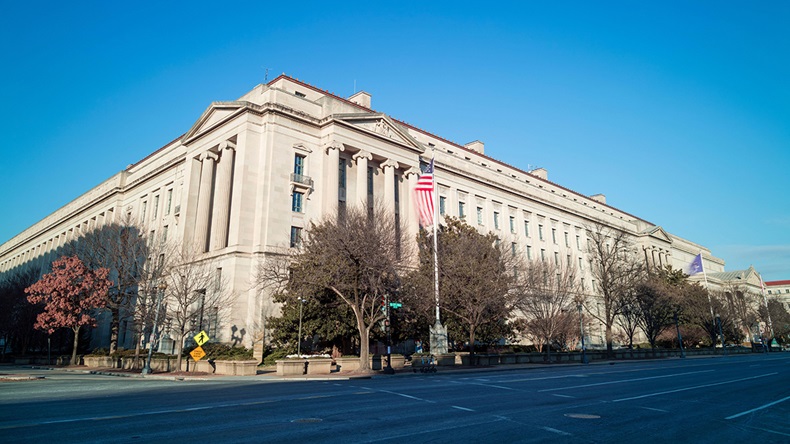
183 343 254 361
263 348 291 366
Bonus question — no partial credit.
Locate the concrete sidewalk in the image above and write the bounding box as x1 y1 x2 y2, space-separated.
1 354 719 382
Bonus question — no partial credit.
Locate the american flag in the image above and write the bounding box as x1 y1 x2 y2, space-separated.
414 159 435 227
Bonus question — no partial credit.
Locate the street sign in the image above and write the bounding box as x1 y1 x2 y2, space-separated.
194 330 210 346
389 302 403 309
190 346 206 361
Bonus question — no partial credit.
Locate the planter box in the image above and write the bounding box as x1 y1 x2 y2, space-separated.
390 355 406 369
214 360 259 376
436 353 456 366
515 353 531 364
306 358 332 375
500 354 516 365
335 357 360 372
84 356 114 368
181 359 213 373
276 359 307 376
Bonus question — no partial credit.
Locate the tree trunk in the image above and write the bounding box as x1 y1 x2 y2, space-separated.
356 313 370 371
605 325 614 357
71 326 81 366
468 328 476 366
109 305 120 355
133 331 142 369
175 331 185 372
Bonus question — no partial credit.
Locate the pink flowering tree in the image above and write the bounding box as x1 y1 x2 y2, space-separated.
25 256 112 365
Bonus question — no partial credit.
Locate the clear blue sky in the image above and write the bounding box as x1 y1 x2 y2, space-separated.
1 1 788 280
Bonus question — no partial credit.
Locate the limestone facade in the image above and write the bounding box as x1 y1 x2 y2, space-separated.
0 75 733 349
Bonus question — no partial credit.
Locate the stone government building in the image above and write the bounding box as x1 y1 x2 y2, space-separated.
1 74 770 352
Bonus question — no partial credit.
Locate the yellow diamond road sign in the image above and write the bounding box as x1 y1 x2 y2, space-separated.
194 330 210 346
190 346 206 361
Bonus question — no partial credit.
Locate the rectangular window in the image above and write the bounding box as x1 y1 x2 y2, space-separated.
166 189 173 215
579 257 583 271
511 242 517 257
458 201 466 219
554 252 560 265
439 196 446 216
509 216 516 233
294 154 305 176
477 207 483 225
581 278 586 291
551 228 557 244
526 245 532 260
538 224 544 240
576 235 581 250
338 159 347 191
494 212 500 230
292 192 304 212
564 232 570 247
540 249 546 261
524 221 530 237
290 226 303 248
163 225 168 242
141 201 147 222
153 195 159 218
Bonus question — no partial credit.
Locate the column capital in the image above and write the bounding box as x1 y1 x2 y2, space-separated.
352 150 373 163
219 140 236 151
200 151 219 162
323 140 345 154
380 159 399 171
405 166 421 178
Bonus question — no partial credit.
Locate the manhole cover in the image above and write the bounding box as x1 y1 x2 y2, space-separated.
565 413 601 419
291 418 323 423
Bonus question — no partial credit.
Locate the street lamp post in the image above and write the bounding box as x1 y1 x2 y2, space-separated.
142 283 167 375
577 302 588 365
674 312 685 358
715 314 727 356
297 298 306 357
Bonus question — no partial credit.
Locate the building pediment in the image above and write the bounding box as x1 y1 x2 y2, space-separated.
182 101 249 145
333 113 425 153
639 225 672 244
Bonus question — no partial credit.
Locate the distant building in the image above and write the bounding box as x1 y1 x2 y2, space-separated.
1 75 745 351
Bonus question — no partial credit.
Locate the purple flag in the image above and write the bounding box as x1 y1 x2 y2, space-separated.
686 254 703 275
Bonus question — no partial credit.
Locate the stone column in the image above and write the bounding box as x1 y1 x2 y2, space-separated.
324 141 344 212
353 150 372 207
193 151 218 252
405 167 421 244
381 159 399 216
210 141 236 251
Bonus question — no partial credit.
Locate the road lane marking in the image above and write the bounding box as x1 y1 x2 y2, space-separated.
452 405 475 412
613 372 778 402
539 370 714 392
552 394 574 398
378 389 436 403
725 394 790 419
500 375 586 383
541 426 571 436
640 407 668 413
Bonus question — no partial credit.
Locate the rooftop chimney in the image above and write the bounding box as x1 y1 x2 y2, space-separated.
464 140 485 154
529 168 548 180
348 91 371 109
590 194 607 205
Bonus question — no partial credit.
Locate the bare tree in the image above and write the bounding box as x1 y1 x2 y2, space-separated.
634 275 676 352
616 290 641 349
71 216 149 355
161 246 231 372
259 204 407 372
584 223 645 356
514 258 580 359
406 217 516 362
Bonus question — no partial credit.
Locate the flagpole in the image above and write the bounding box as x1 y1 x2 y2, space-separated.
431 147 440 324
699 252 715 324
759 275 775 339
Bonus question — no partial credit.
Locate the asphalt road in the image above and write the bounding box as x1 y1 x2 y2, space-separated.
1 353 789 443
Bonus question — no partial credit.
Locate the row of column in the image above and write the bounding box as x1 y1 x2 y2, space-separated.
324 142 420 242
193 141 236 252
643 246 670 269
